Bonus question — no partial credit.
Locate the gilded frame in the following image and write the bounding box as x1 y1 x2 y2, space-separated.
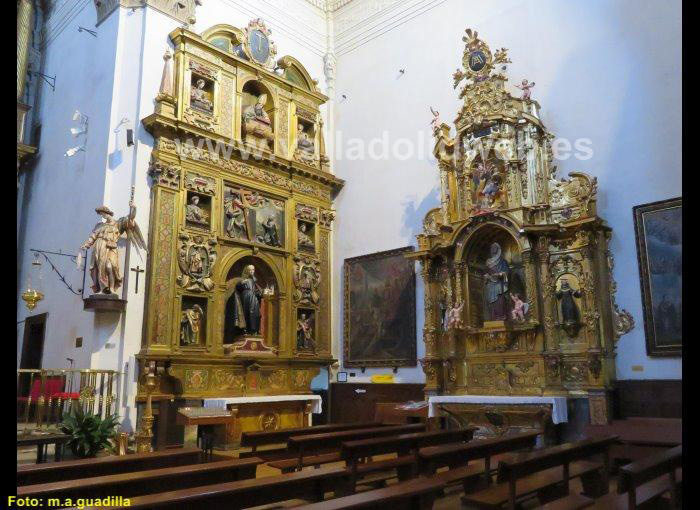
633 197 682 357
343 246 417 368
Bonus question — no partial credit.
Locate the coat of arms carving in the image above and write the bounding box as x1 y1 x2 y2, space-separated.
177 233 217 291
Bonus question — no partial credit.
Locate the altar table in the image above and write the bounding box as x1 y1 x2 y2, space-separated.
203 395 322 448
428 395 568 442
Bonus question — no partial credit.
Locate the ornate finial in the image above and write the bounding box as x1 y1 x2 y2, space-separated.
454 28 512 89
157 48 174 99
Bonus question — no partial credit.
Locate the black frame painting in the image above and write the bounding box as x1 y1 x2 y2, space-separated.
633 197 682 356
343 247 417 368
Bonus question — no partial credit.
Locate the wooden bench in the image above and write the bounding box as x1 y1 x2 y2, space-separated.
271 423 426 472
418 430 540 493
240 422 385 460
17 457 262 505
587 444 682 509
17 447 206 486
17 433 71 463
294 476 446 510
340 428 476 491
461 435 618 510
84 465 352 510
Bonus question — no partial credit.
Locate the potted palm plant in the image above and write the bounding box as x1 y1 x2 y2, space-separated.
60 406 120 458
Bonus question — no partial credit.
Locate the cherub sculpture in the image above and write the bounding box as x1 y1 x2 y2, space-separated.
510 293 529 322
79 187 147 296
515 79 535 100
446 301 465 330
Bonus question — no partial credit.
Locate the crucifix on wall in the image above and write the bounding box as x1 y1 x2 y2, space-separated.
131 265 145 294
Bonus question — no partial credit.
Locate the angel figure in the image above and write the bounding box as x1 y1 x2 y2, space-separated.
515 79 535 100
510 293 529 322
447 301 465 330
430 107 441 132
80 188 147 295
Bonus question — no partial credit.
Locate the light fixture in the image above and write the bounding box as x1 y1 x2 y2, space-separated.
71 126 87 137
22 253 44 311
65 145 86 157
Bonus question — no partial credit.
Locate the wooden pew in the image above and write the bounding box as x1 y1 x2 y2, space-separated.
461 435 618 510
17 447 205 486
340 428 476 491
418 431 540 492
294 477 446 510
82 465 352 510
239 421 386 459
271 423 426 472
17 457 262 506
585 444 682 509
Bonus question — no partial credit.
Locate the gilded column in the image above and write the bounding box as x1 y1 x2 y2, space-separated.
420 259 438 359
17 0 34 102
536 237 556 351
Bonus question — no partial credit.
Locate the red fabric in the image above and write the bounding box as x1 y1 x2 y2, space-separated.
17 377 65 401
51 392 80 399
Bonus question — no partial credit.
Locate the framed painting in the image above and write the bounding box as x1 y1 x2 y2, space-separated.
343 247 417 368
633 197 682 356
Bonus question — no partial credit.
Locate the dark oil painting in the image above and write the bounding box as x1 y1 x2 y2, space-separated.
343 247 416 367
633 197 682 356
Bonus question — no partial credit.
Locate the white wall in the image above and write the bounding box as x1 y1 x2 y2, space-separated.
331 0 682 382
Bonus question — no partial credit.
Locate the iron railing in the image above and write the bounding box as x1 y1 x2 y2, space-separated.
17 369 121 435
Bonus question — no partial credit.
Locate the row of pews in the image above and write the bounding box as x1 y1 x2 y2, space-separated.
16 421 681 509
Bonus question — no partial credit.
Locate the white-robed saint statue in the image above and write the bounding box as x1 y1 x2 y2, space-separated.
79 188 147 296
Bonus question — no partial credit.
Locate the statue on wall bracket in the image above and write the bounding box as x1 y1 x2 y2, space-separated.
80 186 146 311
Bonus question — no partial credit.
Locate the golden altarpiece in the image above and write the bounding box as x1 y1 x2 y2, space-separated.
137 20 343 444
410 30 634 428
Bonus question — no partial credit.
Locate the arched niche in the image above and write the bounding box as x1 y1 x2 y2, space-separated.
223 255 280 349
462 225 528 328
241 80 275 151
277 56 316 92
201 24 247 60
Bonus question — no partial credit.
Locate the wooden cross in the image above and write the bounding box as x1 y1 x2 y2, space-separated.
131 265 145 293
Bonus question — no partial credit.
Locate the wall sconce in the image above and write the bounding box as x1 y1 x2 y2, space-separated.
21 252 44 311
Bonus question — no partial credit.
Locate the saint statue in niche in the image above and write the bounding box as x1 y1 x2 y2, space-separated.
188 249 204 275
297 313 314 350
484 242 510 321
186 195 209 225
297 123 315 155
79 192 147 296
556 278 581 325
298 222 314 249
224 190 250 239
242 94 271 125
180 304 204 345
190 78 213 112
510 293 529 322
230 264 274 335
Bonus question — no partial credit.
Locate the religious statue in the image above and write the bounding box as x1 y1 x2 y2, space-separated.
230 264 274 335
515 79 535 100
446 301 464 329
556 278 581 325
297 313 314 350
510 293 529 322
185 195 209 225
297 124 315 153
190 78 213 112
79 189 147 296
242 94 271 125
298 222 314 249
224 191 250 239
180 304 203 345
189 249 203 275
484 242 510 321
258 216 281 247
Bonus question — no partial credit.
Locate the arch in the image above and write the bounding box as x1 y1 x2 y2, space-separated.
276 55 316 91
453 215 529 263
201 24 245 54
240 78 277 110
215 248 287 295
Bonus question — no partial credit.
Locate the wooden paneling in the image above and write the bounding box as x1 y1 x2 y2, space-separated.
613 379 682 419
330 383 425 423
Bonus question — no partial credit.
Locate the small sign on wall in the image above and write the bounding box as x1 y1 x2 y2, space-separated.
370 374 395 384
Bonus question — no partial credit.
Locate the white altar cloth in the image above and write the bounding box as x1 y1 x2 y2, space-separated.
427 395 568 424
203 395 322 414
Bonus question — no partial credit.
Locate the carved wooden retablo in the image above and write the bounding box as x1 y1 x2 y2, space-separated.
410 29 633 425
137 21 343 412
